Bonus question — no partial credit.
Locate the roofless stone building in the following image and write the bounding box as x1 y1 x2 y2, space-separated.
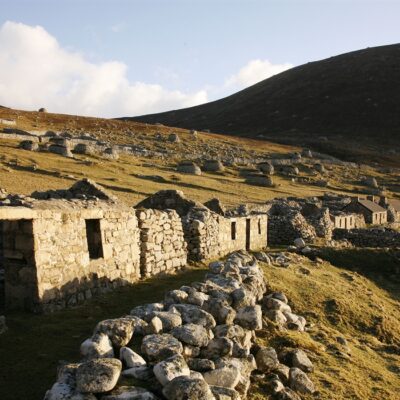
0 180 141 312
0 182 268 312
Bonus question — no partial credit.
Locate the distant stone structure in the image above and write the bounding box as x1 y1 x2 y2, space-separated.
330 213 358 229
379 196 400 222
257 162 274 175
342 196 387 225
245 173 274 187
168 133 180 143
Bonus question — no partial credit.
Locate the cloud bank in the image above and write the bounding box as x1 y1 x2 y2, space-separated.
0 21 207 117
0 21 293 118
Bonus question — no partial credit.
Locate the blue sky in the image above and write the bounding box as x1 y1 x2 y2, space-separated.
1 0 399 117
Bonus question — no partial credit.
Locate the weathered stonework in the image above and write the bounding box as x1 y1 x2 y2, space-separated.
0 185 268 312
1 205 141 312
136 208 187 278
333 228 400 248
184 208 268 261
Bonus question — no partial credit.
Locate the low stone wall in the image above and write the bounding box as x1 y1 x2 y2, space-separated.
0 132 39 142
44 251 315 400
333 228 400 248
136 208 187 278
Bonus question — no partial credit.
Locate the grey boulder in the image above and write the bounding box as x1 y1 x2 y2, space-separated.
289 367 315 394
76 358 122 393
234 305 262 330
162 376 215 400
171 323 210 347
255 347 280 372
153 354 190 386
94 318 134 347
101 386 159 400
141 334 183 362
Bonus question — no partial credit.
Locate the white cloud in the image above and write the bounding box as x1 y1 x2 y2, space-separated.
0 21 208 117
225 59 293 89
0 22 294 118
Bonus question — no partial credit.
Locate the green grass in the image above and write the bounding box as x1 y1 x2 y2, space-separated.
0 266 207 400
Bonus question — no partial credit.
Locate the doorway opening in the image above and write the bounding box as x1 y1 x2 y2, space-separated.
246 219 251 251
85 219 104 259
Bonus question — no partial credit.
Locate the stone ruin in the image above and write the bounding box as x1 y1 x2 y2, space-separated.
137 191 268 263
0 180 141 313
0 186 268 312
44 251 316 400
266 198 335 245
137 208 187 278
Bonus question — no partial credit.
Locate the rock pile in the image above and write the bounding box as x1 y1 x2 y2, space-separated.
177 161 202 176
103 147 119 160
19 140 39 151
245 173 274 187
203 160 225 172
168 133 180 143
44 251 315 400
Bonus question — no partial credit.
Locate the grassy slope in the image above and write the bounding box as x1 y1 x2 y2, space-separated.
252 250 400 400
1 109 400 205
0 251 399 400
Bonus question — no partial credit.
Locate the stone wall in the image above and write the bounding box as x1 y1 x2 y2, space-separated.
184 208 268 261
333 228 400 248
1 219 37 310
268 213 316 245
136 208 187 278
1 207 141 312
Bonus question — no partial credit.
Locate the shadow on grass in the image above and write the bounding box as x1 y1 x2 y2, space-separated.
318 247 400 301
0 266 207 400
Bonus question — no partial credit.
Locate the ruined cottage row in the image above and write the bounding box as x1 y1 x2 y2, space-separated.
0 180 268 313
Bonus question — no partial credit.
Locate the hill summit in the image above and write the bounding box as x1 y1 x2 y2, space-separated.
127 44 400 150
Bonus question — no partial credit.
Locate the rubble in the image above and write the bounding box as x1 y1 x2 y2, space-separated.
44 252 316 400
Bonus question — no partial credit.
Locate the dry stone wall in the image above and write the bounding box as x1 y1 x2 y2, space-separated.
136 208 187 278
268 213 316 245
1 186 269 312
1 219 37 310
333 228 400 248
184 208 268 261
33 208 141 312
0 206 141 312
